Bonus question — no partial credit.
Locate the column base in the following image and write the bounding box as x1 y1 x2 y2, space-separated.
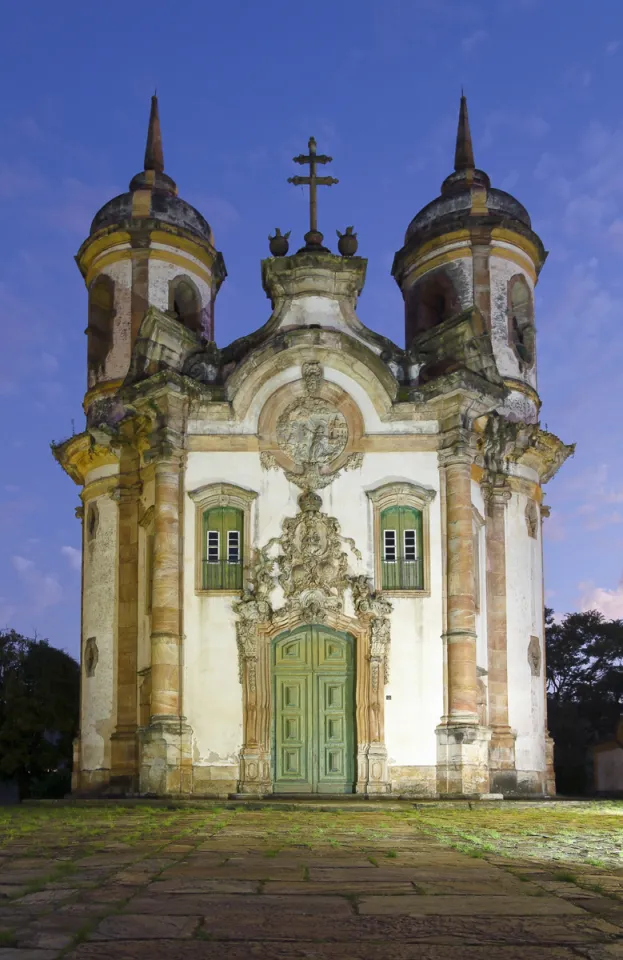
356 743 391 795
110 726 139 794
545 733 556 796
237 749 272 795
489 725 518 795
138 717 193 796
436 723 491 797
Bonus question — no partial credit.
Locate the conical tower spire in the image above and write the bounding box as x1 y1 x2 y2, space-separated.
454 93 475 173
144 93 164 174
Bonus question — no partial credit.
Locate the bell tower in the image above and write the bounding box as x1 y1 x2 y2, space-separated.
392 95 547 423
75 95 226 420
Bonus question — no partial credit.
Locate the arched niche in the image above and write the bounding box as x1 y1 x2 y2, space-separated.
407 269 462 341
169 275 202 335
507 274 535 368
87 275 115 381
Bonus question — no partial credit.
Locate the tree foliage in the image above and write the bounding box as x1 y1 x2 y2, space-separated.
0 630 79 798
546 608 623 794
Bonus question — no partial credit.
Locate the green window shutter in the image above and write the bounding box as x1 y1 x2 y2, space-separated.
380 505 423 590
202 506 244 590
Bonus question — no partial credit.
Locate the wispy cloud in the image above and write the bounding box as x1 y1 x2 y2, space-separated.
61 545 81 572
461 29 487 54
606 40 620 56
12 555 63 610
579 578 623 619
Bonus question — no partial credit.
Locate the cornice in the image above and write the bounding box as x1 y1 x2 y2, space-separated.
51 432 119 486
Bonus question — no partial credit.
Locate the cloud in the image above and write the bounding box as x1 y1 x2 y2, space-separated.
461 29 487 54
606 41 620 56
482 111 549 151
0 597 17 627
579 579 623 619
12 555 63 610
61 545 81 572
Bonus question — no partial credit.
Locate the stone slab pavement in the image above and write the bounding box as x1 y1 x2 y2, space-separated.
0 807 621 959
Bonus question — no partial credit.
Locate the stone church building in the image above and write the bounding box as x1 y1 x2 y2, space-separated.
54 95 573 798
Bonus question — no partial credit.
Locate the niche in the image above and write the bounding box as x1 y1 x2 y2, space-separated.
508 274 535 367
169 275 201 335
87 275 115 379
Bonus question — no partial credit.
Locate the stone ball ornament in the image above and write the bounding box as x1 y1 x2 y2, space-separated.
269 228 291 257
337 226 358 257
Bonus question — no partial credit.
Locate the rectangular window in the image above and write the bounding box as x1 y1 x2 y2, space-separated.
383 529 397 562
404 529 417 562
227 530 240 564
207 530 220 563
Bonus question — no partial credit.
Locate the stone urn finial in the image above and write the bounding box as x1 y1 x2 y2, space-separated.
337 226 358 257
269 228 291 257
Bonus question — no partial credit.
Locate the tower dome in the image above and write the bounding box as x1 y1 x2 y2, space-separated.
76 96 226 409
392 95 547 423
90 96 214 245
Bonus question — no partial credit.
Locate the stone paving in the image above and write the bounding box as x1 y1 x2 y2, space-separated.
0 802 622 958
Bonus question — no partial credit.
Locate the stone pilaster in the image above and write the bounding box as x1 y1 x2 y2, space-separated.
482 477 517 794
437 432 489 796
139 429 192 795
541 502 556 795
110 441 141 793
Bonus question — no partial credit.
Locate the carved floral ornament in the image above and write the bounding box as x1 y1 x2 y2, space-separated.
232 490 393 688
258 362 365 490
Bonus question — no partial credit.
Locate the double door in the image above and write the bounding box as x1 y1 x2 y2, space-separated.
272 625 355 794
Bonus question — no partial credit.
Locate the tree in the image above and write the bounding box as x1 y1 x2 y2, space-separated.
546 608 623 794
0 630 79 799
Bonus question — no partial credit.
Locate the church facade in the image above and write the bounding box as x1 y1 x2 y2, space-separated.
54 96 573 798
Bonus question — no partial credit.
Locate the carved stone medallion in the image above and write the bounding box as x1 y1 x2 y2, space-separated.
276 398 348 469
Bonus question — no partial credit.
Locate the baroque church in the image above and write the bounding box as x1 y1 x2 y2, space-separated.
54 95 573 798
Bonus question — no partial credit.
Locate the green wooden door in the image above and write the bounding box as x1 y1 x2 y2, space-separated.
273 626 355 794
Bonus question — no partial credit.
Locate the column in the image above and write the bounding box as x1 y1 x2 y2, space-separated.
150 455 182 718
110 445 141 792
443 443 479 723
437 433 490 796
139 444 193 796
482 479 517 793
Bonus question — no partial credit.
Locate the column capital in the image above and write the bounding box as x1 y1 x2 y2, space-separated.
111 481 143 503
438 428 477 468
481 476 512 505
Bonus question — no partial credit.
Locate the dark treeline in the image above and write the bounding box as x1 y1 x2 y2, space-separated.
546 608 623 794
0 630 79 799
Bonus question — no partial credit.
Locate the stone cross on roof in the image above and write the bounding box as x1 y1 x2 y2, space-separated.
288 136 338 250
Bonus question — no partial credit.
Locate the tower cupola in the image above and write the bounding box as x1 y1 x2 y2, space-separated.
392 95 547 423
76 95 226 411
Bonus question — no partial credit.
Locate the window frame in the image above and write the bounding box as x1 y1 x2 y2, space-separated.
188 482 257 595
367 481 436 597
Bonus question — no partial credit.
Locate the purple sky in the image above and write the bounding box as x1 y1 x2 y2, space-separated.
1 0 622 661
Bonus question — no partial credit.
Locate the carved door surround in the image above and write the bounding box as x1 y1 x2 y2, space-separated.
233 489 392 796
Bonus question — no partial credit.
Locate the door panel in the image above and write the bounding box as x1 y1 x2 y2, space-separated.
316 673 354 793
274 673 312 791
273 626 354 794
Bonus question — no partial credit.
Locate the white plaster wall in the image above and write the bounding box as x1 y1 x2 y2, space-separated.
81 493 118 773
94 259 132 386
505 491 545 775
489 254 537 390
183 446 444 771
148 248 213 315
277 296 381 353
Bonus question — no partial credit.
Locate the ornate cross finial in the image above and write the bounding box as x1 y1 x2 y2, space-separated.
288 136 338 250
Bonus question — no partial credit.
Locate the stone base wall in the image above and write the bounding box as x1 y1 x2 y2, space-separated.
436 724 491 797
192 764 239 798
389 765 438 797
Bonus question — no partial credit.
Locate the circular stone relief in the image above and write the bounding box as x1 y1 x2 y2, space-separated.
276 397 348 467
